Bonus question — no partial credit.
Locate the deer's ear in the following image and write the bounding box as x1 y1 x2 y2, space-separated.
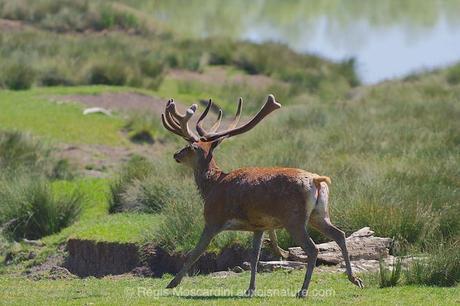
209 140 222 152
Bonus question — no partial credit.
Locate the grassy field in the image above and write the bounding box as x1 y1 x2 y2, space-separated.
0 87 126 145
0 1 459 304
0 271 458 305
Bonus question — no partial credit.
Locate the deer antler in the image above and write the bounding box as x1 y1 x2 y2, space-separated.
196 99 223 137
162 95 281 143
200 94 281 142
161 99 199 142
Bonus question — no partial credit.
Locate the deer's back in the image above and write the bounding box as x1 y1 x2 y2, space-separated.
204 167 319 230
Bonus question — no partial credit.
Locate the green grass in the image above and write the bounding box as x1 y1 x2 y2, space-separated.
0 88 126 145
67 213 161 243
0 271 458 305
45 178 160 244
0 174 82 240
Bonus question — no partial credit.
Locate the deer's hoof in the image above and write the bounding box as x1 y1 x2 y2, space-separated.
245 288 255 297
279 249 290 260
296 289 308 298
166 278 180 289
350 275 364 288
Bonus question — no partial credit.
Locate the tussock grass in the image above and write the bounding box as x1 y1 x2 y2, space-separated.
379 258 402 288
109 156 177 214
405 242 460 287
0 174 82 240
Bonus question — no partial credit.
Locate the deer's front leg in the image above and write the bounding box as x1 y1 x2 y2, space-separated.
166 226 218 289
246 231 264 297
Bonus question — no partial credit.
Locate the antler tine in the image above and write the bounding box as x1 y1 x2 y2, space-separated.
196 99 224 136
162 99 199 142
196 99 212 137
201 94 281 142
163 99 182 132
209 109 223 132
227 97 243 130
161 113 185 138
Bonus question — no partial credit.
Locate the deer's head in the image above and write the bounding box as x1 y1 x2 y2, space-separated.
161 95 281 169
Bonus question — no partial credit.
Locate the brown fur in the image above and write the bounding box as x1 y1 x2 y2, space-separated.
175 142 321 231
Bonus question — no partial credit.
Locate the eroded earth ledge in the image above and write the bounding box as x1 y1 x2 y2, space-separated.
63 227 394 278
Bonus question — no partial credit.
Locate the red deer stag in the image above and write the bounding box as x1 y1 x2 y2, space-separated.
161 94 363 298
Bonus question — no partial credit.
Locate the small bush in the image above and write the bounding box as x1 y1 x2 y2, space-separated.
0 175 82 240
446 64 460 85
379 257 402 288
405 242 460 287
39 67 73 86
124 112 168 143
109 156 153 213
1 61 35 90
109 156 183 213
86 62 128 86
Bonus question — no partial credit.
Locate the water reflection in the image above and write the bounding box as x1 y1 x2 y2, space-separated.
134 0 460 83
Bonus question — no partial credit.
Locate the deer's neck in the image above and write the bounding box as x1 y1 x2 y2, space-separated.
193 157 224 199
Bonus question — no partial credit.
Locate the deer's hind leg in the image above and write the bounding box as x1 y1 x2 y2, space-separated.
310 182 364 288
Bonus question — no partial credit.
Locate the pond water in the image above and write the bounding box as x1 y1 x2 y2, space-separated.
143 0 460 84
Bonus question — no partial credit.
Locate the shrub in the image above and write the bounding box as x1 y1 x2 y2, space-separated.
446 64 460 85
1 61 35 90
0 130 49 171
0 174 82 240
109 156 171 213
405 242 460 287
38 67 73 86
123 111 169 144
86 62 128 86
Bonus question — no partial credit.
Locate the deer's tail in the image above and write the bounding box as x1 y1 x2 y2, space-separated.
312 176 331 189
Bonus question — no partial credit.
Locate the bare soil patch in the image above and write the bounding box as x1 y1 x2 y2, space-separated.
56 143 156 177
56 92 168 115
0 18 27 31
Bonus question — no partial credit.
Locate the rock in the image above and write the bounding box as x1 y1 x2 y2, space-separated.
349 227 374 238
23 239 45 247
83 107 111 116
49 265 75 280
242 262 251 271
257 261 306 272
288 227 393 265
210 271 238 278
232 266 244 273
131 266 154 277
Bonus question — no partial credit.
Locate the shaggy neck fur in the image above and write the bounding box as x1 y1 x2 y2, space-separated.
193 153 224 199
